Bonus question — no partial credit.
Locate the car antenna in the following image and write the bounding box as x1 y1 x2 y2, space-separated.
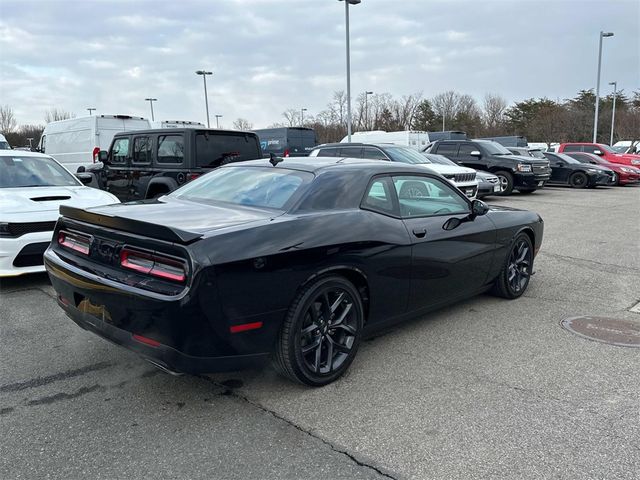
269 153 284 167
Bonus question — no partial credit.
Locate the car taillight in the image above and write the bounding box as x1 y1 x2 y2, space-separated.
186 173 200 181
92 147 100 163
120 248 187 282
284 149 290 157
58 231 91 255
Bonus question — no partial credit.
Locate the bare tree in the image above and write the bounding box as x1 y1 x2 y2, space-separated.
44 108 75 123
483 93 508 134
232 118 253 130
282 109 301 127
431 91 461 130
0 105 17 133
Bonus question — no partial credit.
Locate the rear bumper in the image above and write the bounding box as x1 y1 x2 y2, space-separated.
44 248 275 374
60 301 269 374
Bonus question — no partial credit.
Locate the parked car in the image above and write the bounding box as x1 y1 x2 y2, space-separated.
543 152 615 188
428 139 551 195
612 140 639 154
342 130 430 151
253 127 317 157
507 147 546 159
38 115 151 173
479 136 528 147
422 152 500 198
563 152 640 185
556 143 640 167
0 133 11 150
92 128 263 202
0 150 118 277
309 143 479 198
44 157 543 386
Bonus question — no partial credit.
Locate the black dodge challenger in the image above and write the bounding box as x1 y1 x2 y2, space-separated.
45 157 544 386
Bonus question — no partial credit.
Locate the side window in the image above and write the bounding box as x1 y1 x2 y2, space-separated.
157 135 184 164
316 148 337 157
392 175 469 218
563 145 581 152
338 146 363 158
434 143 458 157
582 145 597 154
361 177 397 215
458 144 476 156
110 138 130 164
362 147 389 160
132 136 152 164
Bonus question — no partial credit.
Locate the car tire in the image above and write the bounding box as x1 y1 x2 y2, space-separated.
494 171 514 195
274 275 364 386
569 172 588 189
518 188 536 194
491 232 534 299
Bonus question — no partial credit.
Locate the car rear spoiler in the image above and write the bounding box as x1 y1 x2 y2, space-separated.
59 205 203 244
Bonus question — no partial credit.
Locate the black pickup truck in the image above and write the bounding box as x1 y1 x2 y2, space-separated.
428 139 551 195
88 128 263 202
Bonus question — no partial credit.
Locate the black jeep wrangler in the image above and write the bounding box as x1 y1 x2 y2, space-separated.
92 128 262 202
428 139 551 195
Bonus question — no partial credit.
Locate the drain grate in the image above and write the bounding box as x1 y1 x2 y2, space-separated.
561 316 640 348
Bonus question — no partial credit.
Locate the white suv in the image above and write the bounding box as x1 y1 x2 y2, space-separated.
309 143 479 198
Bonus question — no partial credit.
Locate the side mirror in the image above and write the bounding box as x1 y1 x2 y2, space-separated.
76 166 86 173
593 150 602 155
470 150 481 157
471 199 489 216
99 150 108 162
76 173 93 185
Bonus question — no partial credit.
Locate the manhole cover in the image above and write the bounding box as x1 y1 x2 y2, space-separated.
561 316 640 348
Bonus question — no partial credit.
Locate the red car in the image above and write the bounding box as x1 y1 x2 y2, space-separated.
564 152 640 185
557 143 640 167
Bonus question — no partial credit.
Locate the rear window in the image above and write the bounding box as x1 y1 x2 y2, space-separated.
158 135 184 164
195 132 261 168
171 166 313 210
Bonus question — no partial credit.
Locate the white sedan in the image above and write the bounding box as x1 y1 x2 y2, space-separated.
0 150 119 277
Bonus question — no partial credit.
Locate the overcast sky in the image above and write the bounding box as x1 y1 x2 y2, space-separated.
1 0 638 128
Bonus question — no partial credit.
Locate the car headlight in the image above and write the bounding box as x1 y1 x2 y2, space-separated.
632 160 640 165
0 223 10 237
621 167 633 173
517 164 532 172
586 168 598 173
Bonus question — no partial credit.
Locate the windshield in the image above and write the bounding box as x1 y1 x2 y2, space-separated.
612 146 627 153
385 146 431 164
0 141 10 150
477 141 512 155
171 166 313 210
0 155 80 188
423 153 457 166
597 144 616 153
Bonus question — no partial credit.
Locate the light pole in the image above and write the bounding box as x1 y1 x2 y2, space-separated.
215 115 222 128
609 81 617 146
144 98 157 121
593 31 614 142
87 108 96 115
364 91 373 130
300 108 307 126
195 70 213 127
442 113 445 132
339 0 361 142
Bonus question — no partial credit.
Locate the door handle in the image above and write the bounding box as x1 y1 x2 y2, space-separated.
412 228 427 238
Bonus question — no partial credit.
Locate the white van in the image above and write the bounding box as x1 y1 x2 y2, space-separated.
39 115 151 172
150 120 205 129
341 130 430 150
0 134 11 150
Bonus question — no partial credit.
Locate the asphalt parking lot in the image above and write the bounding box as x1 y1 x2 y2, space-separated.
1 185 639 480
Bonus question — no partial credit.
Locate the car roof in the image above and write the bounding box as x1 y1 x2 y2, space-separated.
226 156 431 175
312 142 401 149
112 128 257 135
0 149 52 159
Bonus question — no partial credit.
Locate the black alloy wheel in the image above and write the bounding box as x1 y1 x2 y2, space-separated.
569 172 588 189
491 233 534 299
494 171 514 195
274 276 363 386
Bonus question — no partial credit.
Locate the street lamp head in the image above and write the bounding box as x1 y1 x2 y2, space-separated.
608 81 617 86
601 32 614 37
196 70 213 75
338 0 362 3
301 108 307 112
145 98 157 101
365 91 373 95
